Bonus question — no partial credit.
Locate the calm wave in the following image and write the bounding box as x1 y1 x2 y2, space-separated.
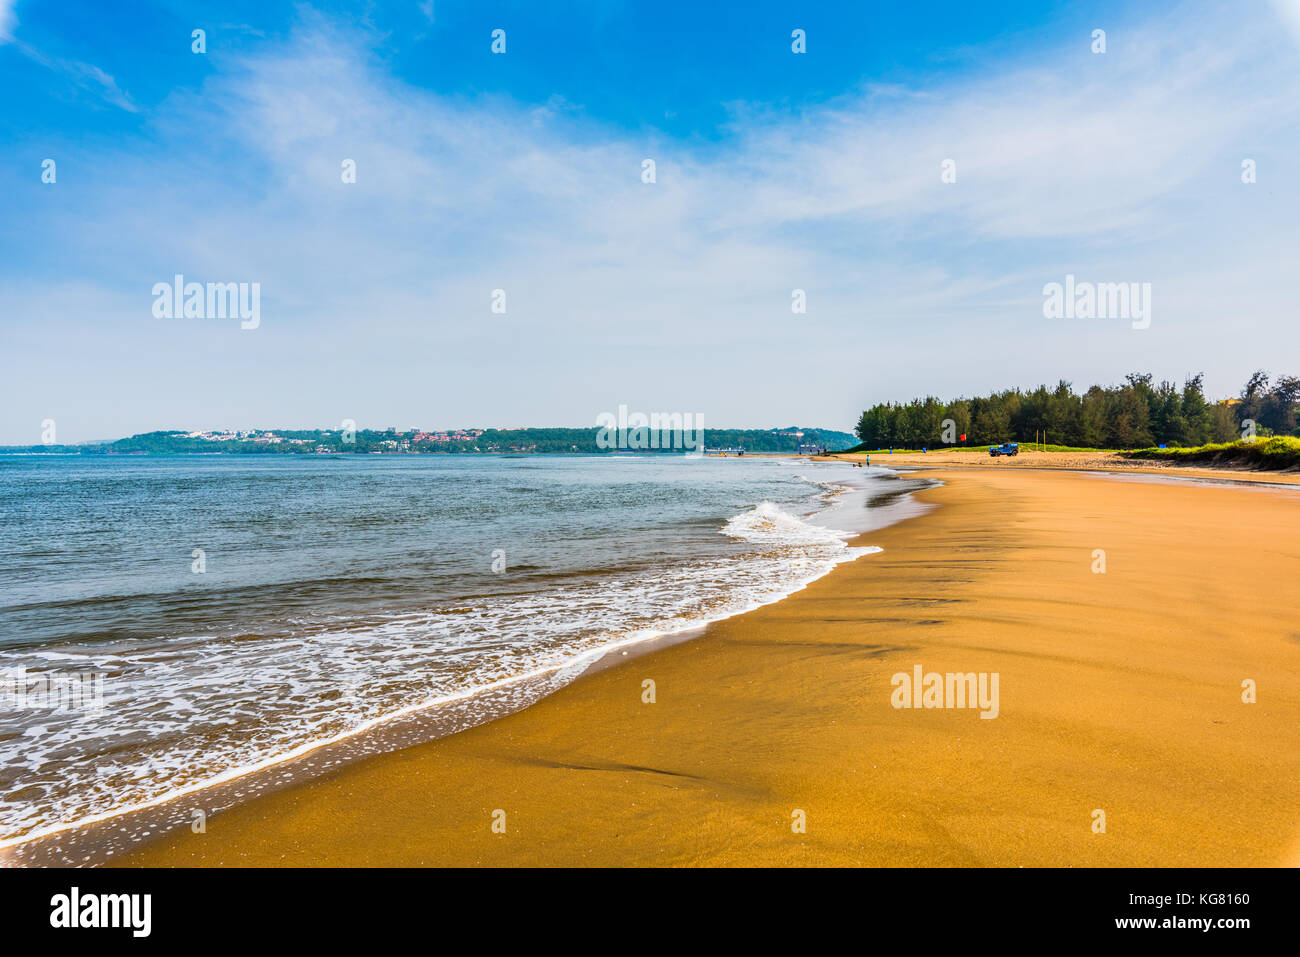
0 454 906 845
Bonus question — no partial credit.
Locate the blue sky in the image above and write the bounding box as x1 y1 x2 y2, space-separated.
2 0 1299 442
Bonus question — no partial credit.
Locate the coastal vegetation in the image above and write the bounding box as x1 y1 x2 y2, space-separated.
849 443 1105 454
1123 436 1300 470
852 370 1298 450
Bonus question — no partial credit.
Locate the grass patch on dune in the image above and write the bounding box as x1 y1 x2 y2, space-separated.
1123 437 1300 470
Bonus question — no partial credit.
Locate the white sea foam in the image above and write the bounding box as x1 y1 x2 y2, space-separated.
0 498 879 848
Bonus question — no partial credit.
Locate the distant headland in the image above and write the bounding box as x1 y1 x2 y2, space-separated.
1 426 856 456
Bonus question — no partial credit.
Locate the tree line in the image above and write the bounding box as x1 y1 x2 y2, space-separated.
853 371 1300 450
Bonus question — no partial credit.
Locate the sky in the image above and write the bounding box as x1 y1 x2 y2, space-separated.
2 0 1299 443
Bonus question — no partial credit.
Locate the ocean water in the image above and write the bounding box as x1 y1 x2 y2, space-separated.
0 453 909 847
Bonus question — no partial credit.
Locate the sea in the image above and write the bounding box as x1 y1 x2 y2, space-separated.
0 453 928 854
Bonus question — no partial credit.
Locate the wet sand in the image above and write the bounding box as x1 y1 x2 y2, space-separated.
115 467 1300 866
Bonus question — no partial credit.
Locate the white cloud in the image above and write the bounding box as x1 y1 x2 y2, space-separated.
0 0 17 43
9 23 138 111
63 58 138 112
1271 0 1300 46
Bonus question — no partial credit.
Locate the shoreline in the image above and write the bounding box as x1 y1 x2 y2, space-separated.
103 463 1300 867
1 468 914 866
10 460 1300 868
1 613 727 866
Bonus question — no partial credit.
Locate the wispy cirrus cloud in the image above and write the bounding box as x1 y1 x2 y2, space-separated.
3 0 137 111
50 55 138 112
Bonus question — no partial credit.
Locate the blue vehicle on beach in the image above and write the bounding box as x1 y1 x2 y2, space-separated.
988 442 1019 457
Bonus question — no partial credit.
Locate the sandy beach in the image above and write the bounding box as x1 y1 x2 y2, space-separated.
823 448 1300 485
113 464 1300 867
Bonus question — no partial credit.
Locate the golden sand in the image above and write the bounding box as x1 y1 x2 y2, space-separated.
824 448 1300 485
118 467 1300 866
